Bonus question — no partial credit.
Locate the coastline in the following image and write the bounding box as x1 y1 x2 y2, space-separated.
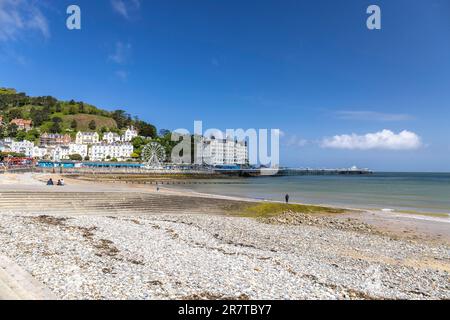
0 173 449 300
2 172 450 243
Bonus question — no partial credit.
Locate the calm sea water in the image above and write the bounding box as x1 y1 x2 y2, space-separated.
168 173 450 214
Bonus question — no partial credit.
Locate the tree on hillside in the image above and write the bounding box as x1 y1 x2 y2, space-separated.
49 122 61 134
112 110 132 129
55 103 62 113
70 119 78 130
88 120 97 130
25 129 40 142
6 123 18 137
7 108 23 120
79 103 85 113
30 106 50 126
69 105 78 115
131 136 148 150
16 131 26 141
31 96 57 107
159 129 171 137
135 120 157 138
52 116 63 124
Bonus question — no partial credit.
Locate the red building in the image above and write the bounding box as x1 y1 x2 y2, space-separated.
40 133 72 146
10 119 33 131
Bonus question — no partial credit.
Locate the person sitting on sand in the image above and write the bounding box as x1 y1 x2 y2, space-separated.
57 180 62 186
47 178 54 186
60 179 65 186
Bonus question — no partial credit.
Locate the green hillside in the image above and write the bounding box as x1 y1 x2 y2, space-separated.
0 87 158 140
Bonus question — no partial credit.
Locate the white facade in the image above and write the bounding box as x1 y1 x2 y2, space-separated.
201 138 248 166
89 143 133 161
0 142 9 152
122 127 138 142
10 140 34 157
102 132 122 144
32 146 48 159
52 146 70 161
202 138 224 165
76 132 100 145
69 143 88 158
234 142 248 165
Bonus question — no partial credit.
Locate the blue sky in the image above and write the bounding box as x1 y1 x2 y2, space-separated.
1 0 450 171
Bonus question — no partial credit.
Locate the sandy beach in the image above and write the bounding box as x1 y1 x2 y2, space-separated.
0 173 449 300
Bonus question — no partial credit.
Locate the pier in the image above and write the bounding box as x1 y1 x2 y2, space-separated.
215 167 373 177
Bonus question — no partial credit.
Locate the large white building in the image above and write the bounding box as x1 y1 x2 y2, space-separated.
234 141 248 165
89 142 134 161
52 146 70 161
69 143 88 158
32 146 48 159
201 137 248 166
10 140 34 157
123 126 138 142
76 132 100 145
102 132 122 144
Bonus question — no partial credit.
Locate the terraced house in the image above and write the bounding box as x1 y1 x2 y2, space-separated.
40 133 72 146
76 131 100 145
102 131 122 144
123 126 138 142
89 142 134 161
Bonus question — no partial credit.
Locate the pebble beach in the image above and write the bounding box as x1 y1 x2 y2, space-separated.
0 174 449 300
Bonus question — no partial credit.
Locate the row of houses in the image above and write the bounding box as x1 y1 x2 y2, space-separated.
39 127 138 146
0 138 134 162
1 125 249 165
75 127 138 145
0 127 139 162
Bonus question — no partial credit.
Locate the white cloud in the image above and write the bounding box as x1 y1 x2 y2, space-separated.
285 134 308 148
111 0 140 19
321 130 422 150
108 41 132 64
336 111 413 122
0 0 49 41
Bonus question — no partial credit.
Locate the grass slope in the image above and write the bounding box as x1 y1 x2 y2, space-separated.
233 202 347 218
63 114 117 131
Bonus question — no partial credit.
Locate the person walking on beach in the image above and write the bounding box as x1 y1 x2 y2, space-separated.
285 194 289 204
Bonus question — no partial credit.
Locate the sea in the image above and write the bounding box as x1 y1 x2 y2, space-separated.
168 172 450 215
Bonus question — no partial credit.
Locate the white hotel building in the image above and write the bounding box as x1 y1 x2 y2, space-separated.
75 132 99 145
10 140 34 157
89 142 134 161
201 137 248 166
123 127 138 142
69 143 88 158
